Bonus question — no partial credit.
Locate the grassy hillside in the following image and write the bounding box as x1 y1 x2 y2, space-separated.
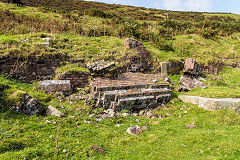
0 1 240 159
0 75 240 159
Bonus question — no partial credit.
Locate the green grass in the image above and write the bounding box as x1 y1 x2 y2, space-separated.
1 91 240 159
176 67 240 98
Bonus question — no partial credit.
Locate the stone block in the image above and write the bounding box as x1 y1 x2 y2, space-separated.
179 95 240 114
39 80 72 95
160 62 169 77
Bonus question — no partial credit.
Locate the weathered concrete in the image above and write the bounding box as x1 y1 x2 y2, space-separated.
39 80 72 95
179 95 240 113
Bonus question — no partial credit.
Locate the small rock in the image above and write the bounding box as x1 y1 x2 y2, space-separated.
152 79 158 83
139 110 145 116
89 114 95 118
149 121 160 125
52 120 57 124
22 39 30 43
141 126 150 131
42 42 50 47
145 111 153 117
42 37 52 41
45 120 51 124
61 106 65 109
181 144 186 147
184 111 188 114
96 118 103 122
84 121 92 124
46 105 63 117
132 113 138 116
101 113 108 119
91 145 105 153
107 109 115 118
126 125 142 135
136 119 140 123
63 149 67 153
185 122 197 129
122 113 129 117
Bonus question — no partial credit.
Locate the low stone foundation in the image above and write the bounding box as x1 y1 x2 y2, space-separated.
39 80 72 95
57 71 90 88
90 72 172 112
179 95 240 114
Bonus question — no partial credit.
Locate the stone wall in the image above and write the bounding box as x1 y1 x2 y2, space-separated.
0 56 63 83
57 71 90 88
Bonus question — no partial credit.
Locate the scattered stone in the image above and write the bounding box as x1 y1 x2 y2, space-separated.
139 110 145 116
42 42 50 47
183 58 201 76
96 118 103 122
141 126 150 131
181 144 186 147
107 109 115 118
84 121 92 124
63 149 67 153
21 39 30 43
61 106 65 109
132 113 138 116
149 121 160 125
101 114 108 119
185 122 197 129
122 113 129 117
184 111 188 114
42 37 52 41
179 76 206 91
145 111 153 117
39 80 72 95
89 114 95 118
46 105 63 117
136 119 140 123
91 145 105 153
152 79 158 83
52 120 57 124
11 91 44 116
126 125 142 135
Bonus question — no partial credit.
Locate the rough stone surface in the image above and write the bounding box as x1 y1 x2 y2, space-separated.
91 72 171 112
87 60 119 78
126 125 142 135
0 56 65 83
39 80 72 95
185 122 197 129
179 76 206 91
91 145 105 153
183 58 201 76
123 38 151 72
57 71 90 88
179 95 240 113
13 91 44 116
46 105 63 117
160 62 169 77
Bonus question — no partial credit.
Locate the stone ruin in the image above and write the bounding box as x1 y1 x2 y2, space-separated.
12 91 44 116
39 80 72 95
90 72 172 112
123 38 152 73
179 58 205 91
